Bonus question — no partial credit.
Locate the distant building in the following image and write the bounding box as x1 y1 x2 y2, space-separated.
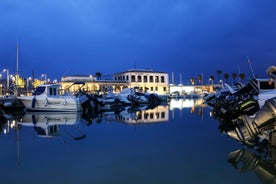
113 69 169 94
58 69 169 95
59 75 128 94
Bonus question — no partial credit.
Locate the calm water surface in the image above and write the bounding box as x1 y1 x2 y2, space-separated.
0 99 266 184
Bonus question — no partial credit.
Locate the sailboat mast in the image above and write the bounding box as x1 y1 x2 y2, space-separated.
172 72 174 85
16 41 19 78
15 39 19 96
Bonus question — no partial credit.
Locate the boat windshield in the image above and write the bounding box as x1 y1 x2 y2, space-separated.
259 81 275 90
33 86 46 95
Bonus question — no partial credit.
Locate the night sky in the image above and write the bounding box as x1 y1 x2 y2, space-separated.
1 0 276 84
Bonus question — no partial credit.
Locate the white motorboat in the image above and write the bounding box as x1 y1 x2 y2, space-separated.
18 83 88 112
116 87 160 105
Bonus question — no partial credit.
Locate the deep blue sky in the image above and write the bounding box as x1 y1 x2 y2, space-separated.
1 0 276 83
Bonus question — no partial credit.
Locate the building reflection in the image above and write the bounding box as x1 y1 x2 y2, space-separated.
169 98 203 110
169 98 206 117
101 105 169 124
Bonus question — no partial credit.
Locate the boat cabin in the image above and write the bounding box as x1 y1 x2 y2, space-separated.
33 84 61 96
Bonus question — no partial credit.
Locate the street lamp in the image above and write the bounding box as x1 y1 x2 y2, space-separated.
27 77 32 95
0 74 2 96
42 74 47 83
3 69 9 94
219 80 224 87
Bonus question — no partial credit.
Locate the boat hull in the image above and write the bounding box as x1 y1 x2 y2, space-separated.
18 96 81 112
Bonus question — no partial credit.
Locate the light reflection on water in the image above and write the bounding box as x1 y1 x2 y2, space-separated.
0 99 263 184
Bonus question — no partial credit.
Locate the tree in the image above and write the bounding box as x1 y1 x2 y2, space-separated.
239 73 246 82
232 72 238 84
197 74 202 84
95 72 102 80
223 73 229 82
190 77 195 85
209 75 214 84
216 70 222 82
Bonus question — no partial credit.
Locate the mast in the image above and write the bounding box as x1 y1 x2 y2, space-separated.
171 72 174 85
16 40 19 78
15 40 19 96
247 57 255 78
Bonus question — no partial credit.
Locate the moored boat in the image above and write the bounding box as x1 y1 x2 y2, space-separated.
18 83 88 112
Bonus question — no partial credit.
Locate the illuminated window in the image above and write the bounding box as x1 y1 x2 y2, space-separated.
155 76 159 83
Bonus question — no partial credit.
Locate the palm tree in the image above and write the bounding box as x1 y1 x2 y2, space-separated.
239 73 246 83
197 74 202 84
232 72 238 84
223 73 229 83
190 77 195 85
216 70 222 82
209 75 214 85
95 72 102 80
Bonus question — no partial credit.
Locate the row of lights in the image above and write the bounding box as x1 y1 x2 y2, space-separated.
0 69 58 95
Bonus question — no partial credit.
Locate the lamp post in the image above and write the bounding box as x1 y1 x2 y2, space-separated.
3 69 9 94
219 80 224 87
0 74 2 96
42 74 47 83
27 77 32 95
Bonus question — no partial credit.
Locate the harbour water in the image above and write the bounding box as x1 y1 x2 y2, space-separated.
0 99 265 184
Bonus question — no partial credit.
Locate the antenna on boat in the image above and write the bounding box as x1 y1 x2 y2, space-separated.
247 57 256 78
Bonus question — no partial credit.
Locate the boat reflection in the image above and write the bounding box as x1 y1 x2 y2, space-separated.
228 146 276 184
207 95 276 183
19 112 86 139
0 110 90 141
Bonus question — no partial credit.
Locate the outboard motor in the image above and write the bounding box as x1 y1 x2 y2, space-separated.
208 78 260 121
227 97 276 144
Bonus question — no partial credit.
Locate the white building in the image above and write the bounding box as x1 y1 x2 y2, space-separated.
113 69 169 95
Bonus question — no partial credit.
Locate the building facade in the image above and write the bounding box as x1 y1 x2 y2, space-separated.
113 69 169 94
59 75 128 94
59 69 169 95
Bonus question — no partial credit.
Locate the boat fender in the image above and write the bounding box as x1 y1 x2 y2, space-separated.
63 99 67 105
32 97 36 108
44 98 48 106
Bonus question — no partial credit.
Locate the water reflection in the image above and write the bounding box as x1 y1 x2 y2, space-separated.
169 98 206 118
207 94 276 183
228 146 276 184
101 105 169 124
19 112 86 140
0 98 207 137
169 98 205 110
